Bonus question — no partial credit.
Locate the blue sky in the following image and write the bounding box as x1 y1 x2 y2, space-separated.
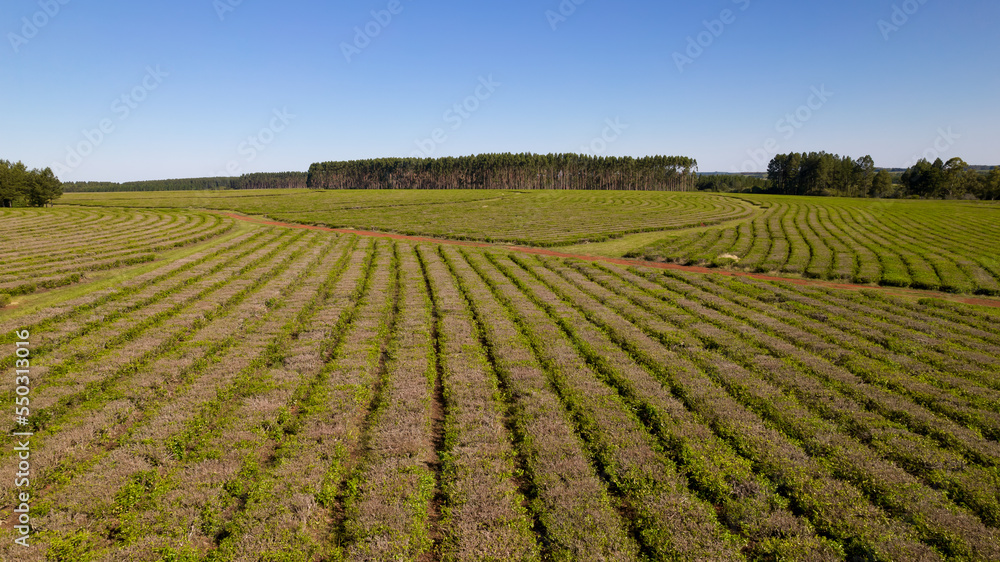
1 0 997 182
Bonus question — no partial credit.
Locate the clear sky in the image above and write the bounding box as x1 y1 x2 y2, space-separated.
2 0 997 182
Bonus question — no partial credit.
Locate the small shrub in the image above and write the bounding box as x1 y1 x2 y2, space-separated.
0 293 10 308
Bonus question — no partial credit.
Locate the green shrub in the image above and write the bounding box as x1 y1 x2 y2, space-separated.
0 293 10 308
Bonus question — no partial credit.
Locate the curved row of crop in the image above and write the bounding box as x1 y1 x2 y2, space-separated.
0 208 234 296
628 198 1000 295
228 191 759 247
4 205 999 559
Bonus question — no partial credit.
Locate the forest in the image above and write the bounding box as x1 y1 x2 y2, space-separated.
306 153 700 191
767 152 1000 200
695 173 769 193
61 172 308 193
22 152 1000 201
0 160 63 207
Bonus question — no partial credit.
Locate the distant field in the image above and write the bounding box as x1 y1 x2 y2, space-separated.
58 189 758 246
58 190 1000 295
2 209 1000 560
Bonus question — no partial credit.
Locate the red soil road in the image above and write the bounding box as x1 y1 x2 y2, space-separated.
217 212 1000 309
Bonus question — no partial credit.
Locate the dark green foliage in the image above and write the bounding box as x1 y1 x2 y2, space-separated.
984 167 1000 200
872 169 895 198
765 152 996 200
0 159 62 206
307 153 699 191
60 172 307 193
766 152 875 197
62 177 233 192
230 172 308 190
900 157 992 199
768 153 998 200
696 173 769 193
901 158 948 198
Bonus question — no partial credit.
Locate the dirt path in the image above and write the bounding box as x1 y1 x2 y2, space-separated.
217 212 1000 309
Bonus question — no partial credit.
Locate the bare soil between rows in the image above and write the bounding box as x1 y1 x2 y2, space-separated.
217 212 1000 309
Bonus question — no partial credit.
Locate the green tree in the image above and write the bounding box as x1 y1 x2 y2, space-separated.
305 153 698 191
0 161 63 206
942 157 971 198
25 167 63 206
0 160 13 207
854 155 875 197
798 152 833 196
766 154 788 194
901 158 945 197
871 169 894 198
984 167 1000 200
0 160 28 207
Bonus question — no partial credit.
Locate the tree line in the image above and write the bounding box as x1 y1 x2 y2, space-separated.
61 172 308 193
899 158 1000 200
0 160 63 207
696 174 769 193
766 152 1000 200
306 153 699 191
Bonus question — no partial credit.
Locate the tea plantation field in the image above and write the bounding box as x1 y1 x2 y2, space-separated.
1 197 998 560
59 190 1000 294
